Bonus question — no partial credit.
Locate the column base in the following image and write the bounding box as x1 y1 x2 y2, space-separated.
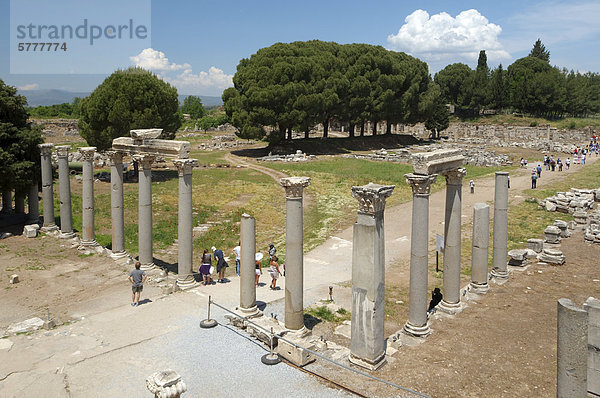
40 224 59 233
79 239 98 247
276 326 316 367
176 275 197 289
402 321 431 337
59 231 76 239
140 262 155 271
438 299 463 315
283 325 311 339
348 352 387 371
225 306 263 329
490 267 509 283
469 282 490 294
110 250 128 260
239 305 261 318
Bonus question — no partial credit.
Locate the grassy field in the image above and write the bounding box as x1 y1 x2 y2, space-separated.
455 113 600 129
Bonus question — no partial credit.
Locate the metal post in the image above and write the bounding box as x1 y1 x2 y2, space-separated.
200 295 218 328
261 327 281 365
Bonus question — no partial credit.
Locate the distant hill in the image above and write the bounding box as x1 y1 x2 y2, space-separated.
19 89 224 107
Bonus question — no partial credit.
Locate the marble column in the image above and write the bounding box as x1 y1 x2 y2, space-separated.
491 172 509 280
280 176 310 332
28 182 39 223
136 155 155 270
439 168 466 313
14 190 25 214
470 203 490 294
557 298 588 397
403 173 437 337
175 159 198 288
107 151 127 259
240 213 258 315
79 147 97 246
55 146 75 238
1 190 12 213
349 183 394 371
39 143 57 231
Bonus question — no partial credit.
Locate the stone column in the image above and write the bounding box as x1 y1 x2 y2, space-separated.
107 151 127 259
1 190 12 213
79 147 97 246
557 298 588 397
349 183 394 371
136 155 155 270
39 143 57 231
280 177 310 332
585 297 600 396
174 159 198 288
491 172 509 280
28 182 39 223
55 146 75 238
240 213 258 314
403 173 437 337
439 168 466 313
470 203 490 294
14 190 25 214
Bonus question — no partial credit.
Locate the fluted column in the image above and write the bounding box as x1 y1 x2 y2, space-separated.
280 177 310 332
439 168 466 313
79 147 97 245
174 159 198 288
39 143 57 231
136 155 155 270
491 172 509 280
240 213 258 314
55 146 75 238
28 182 39 223
403 173 437 337
107 151 127 258
349 183 394 371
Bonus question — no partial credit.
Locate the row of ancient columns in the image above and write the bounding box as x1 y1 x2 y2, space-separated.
1 186 39 221
38 144 199 287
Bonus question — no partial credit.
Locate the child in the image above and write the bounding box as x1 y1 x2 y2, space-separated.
268 256 282 290
255 253 263 287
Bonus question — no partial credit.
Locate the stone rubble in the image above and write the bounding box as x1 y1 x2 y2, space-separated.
538 248 566 265
258 150 316 162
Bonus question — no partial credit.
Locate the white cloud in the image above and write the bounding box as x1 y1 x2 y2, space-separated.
387 9 511 63
130 48 190 71
129 48 233 95
17 83 39 91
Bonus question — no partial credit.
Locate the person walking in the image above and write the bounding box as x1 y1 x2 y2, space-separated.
200 249 212 286
536 164 542 178
469 179 474 194
128 261 147 307
213 246 228 283
531 169 538 189
268 243 276 260
255 253 263 287
233 242 241 277
566 157 571 170
268 255 282 290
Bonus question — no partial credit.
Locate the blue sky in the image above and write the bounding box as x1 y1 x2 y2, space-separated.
1 0 599 97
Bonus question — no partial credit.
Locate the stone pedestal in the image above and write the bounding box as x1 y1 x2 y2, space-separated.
146 370 187 398
28 183 39 223
39 144 57 231
174 159 198 288
280 177 310 332
403 173 437 337
557 298 588 397
107 151 127 259
79 147 97 245
439 168 466 313
470 203 490 294
136 155 155 270
349 183 394 371
490 172 509 280
55 146 75 239
240 213 259 315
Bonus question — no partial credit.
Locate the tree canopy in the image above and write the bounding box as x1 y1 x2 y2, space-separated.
78 67 182 150
529 39 550 62
0 79 43 192
180 95 206 119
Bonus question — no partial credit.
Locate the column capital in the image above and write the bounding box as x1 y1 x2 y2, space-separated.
405 173 437 195
133 154 156 169
173 158 198 176
105 150 124 166
351 182 395 215
38 143 54 154
78 147 97 162
442 167 467 185
55 145 70 158
280 176 310 199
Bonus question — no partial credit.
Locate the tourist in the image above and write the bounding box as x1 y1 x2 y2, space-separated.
536 164 542 178
557 158 563 171
128 261 147 307
550 158 556 171
427 288 442 314
268 243 276 260
268 255 282 290
520 157 524 168
233 242 241 276
469 179 474 194
566 157 571 169
255 252 263 287
200 249 212 286
507 175 510 188
531 169 538 189
583 152 586 165
212 246 228 283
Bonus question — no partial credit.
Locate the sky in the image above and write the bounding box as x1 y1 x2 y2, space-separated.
1 0 599 97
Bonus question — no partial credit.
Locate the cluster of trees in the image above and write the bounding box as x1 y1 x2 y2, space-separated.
223 41 446 141
435 40 600 119
78 67 182 150
28 98 82 118
0 79 43 194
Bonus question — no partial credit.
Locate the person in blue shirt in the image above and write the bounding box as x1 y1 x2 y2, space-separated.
212 246 228 283
536 164 542 178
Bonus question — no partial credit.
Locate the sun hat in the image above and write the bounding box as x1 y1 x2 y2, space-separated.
255 253 264 261
211 246 217 251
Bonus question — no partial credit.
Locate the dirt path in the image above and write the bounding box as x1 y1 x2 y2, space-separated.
224 152 289 182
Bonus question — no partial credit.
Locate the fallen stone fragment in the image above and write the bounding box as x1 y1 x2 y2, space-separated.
9 274 19 284
7 317 44 334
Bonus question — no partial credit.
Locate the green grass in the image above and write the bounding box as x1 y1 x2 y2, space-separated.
454 113 600 129
304 306 351 323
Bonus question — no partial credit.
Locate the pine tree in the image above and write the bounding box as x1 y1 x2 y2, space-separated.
529 39 550 62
